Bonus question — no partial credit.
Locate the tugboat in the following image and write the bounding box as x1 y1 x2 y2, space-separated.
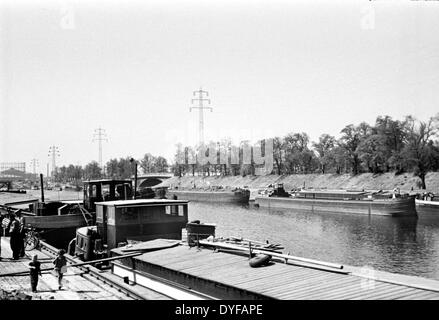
0 177 134 249
71 198 189 261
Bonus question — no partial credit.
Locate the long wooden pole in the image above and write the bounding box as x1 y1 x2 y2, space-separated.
0 252 143 277
230 236 268 246
199 240 344 270
40 174 44 203
227 237 284 249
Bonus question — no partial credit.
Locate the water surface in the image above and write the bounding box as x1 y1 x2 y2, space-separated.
188 202 439 280
27 189 439 280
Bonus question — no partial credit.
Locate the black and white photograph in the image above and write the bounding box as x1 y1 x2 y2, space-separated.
1 0 439 310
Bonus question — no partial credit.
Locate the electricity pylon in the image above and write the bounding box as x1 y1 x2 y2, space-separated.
190 88 213 146
48 146 60 180
93 127 108 169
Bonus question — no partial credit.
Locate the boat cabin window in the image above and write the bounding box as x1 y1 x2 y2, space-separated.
107 208 115 225
165 205 185 216
96 206 103 223
102 184 111 201
91 185 97 198
77 235 84 249
115 183 130 200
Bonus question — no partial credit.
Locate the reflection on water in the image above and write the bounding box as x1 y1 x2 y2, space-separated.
188 202 439 280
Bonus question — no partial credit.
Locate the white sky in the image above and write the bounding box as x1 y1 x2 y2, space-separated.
1 0 439 172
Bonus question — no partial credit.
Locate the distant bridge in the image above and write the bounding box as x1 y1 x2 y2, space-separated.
136 173 173 189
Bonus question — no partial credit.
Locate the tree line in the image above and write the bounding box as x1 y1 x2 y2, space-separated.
51 114 439 190
171 114 439 189
53 153 169 184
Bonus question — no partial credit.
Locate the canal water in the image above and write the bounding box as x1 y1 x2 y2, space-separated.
188 202 439 281
28 190 439 281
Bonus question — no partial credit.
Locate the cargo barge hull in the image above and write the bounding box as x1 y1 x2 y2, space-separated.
255 196 417 217
167 190 250 204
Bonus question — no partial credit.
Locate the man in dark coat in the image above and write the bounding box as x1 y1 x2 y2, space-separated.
15 210 26 257
9 213 21 260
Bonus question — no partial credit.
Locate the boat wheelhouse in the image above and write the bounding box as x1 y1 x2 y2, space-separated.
83 179 133 212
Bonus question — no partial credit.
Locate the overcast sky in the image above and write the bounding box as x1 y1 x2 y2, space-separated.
1 0 439 173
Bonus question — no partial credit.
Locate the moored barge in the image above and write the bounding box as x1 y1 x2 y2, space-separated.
415 194 439 218
255 187 417 217
167 188 250 204
109 237 439 300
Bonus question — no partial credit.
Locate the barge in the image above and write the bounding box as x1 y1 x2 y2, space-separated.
255 186 417 217
167 188 250 204
416 199 439 208
415 194 439 218
109 237 439 300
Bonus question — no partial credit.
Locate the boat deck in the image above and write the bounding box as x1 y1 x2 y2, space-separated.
112 243 439 300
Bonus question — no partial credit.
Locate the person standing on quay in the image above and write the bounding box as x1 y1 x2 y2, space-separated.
0 210 7 261
9 212 21 260
15 209 26 258
28 254 42 292
0 209 14 260
53 249 67 290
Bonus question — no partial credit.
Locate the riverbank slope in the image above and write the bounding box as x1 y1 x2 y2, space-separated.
158 172 439 194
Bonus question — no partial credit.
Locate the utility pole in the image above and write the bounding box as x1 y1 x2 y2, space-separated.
190 88 213 146
93 127 108 170
130 158 138 200
48 145 60 181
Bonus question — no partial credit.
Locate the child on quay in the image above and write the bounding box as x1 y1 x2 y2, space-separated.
53 249 67 290
28 254 42 292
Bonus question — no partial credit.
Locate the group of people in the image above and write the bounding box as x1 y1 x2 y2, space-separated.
28 249 67 292
1 209 67 293
0 209 26 260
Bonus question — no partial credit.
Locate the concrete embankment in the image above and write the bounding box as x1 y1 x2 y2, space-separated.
158 172 439 194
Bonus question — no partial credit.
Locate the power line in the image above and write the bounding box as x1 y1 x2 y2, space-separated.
190 88 213 146
93 127 108 169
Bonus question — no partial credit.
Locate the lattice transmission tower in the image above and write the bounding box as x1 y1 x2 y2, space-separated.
93 127 108 169
47 146 60 179
190 88 213 146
